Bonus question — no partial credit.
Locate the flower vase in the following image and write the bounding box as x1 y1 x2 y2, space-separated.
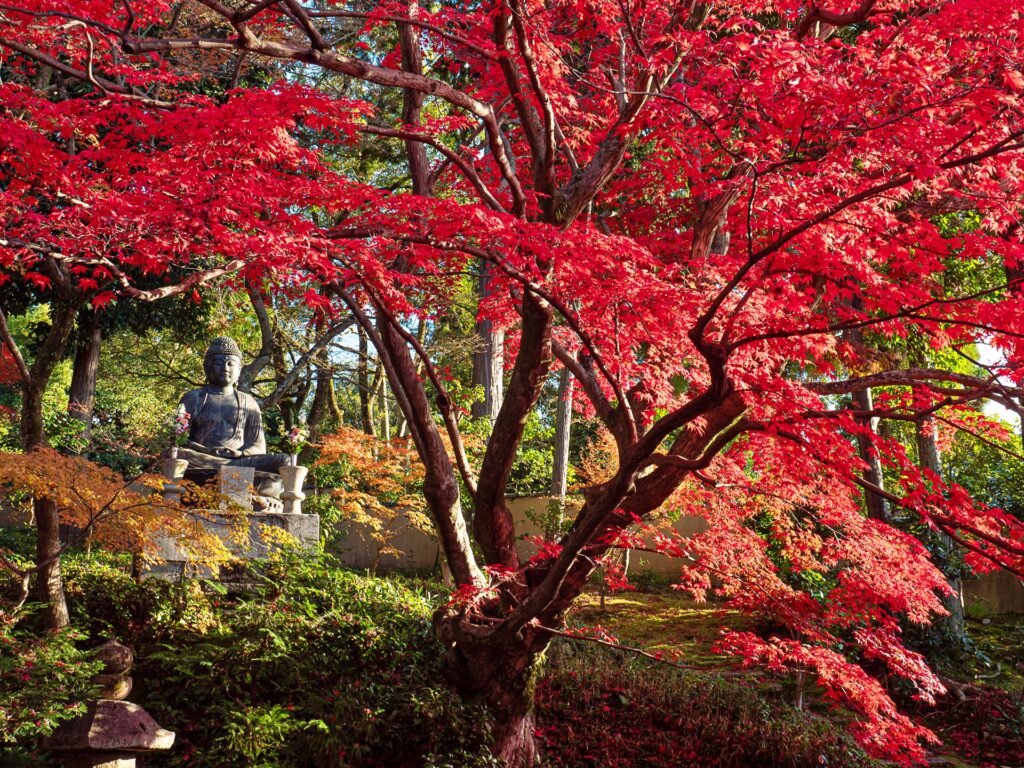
161 457 189 504
279 464 308 515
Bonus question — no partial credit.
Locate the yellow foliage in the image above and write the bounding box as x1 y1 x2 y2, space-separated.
316 428 434 568
318 428 426 510
0 448 232 569
572 427 618 489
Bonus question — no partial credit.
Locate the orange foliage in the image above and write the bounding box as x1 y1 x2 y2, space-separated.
572 428 617 490
0 447 231 566
316 428 433 569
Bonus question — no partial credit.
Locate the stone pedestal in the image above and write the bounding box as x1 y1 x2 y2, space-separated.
218 465 255 510
146 510 320 580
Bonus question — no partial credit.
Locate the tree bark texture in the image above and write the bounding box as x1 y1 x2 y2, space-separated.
550 368 573 498
398 1 430 198
67 312 102 436
472 262 505 423
474 292 553 568
434 614 545 768
852 387 890 522
21 300 79 630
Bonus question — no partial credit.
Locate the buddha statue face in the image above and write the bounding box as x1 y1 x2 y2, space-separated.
205 352 241 388
202 337 244 388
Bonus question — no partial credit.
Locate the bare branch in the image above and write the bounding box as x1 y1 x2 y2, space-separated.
360 125 506 212
281 0 326 49
0 35 171 107
108 259 246 301
806 368 1023 398
237 0 281 23
308 8 497 61
260 316 355 408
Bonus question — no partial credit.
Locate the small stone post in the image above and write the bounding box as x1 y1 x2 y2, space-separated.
280 464 308 514
160 456 188 505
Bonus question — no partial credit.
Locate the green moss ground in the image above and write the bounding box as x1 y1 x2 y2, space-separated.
571 591 752 668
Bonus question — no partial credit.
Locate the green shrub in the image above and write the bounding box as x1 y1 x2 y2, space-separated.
0 534 101 757
57 544 496 767
63 555 183 643
0 610 101 746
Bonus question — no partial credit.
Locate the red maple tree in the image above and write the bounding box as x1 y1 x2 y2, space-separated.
2 1 1024 764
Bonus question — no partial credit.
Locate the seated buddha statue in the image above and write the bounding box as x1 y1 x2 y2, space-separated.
175 336 288 499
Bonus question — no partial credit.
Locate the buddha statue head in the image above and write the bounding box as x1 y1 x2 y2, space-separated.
203 336 243 389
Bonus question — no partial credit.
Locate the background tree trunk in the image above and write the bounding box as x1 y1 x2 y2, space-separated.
551 368 573 498
379 375 391 441
67 311 102 438
916 412 965 611
237 282 275 393
913 368 966 634
358 325 373 435
302 363 339 463
852 387 889 522
472 263 505 423
19 299 79 630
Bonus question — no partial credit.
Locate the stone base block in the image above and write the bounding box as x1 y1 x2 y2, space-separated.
57 752 136 768
146 511 320 580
